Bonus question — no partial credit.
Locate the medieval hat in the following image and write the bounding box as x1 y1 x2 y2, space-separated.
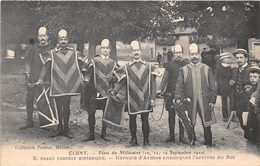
130 40 141 50
232 48 249 57
38 27 47 35
189 43 199 53
101 39 111 48
173 44 183 53
58 29 68 38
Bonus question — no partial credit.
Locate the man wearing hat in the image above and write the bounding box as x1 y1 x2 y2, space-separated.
249 57 260 67
175 43 217 146
35 29 85 139
19 27 54 130
253 79 260 146
81 39 118 142
110 40 161 147
215 53 233 122
157 44 189 143
230 48 251 138
243 67 260 144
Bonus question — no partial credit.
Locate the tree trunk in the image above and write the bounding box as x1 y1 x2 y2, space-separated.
110 38 118 62
88 39 99 60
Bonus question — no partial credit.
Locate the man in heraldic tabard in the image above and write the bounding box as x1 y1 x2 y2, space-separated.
36 29 85 139
110 40 161 147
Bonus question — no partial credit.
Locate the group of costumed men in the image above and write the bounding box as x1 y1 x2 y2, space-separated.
20 26 260 147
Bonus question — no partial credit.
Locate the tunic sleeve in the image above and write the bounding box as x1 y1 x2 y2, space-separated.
208 67 217 104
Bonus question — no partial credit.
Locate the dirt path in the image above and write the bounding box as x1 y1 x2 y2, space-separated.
1 67 260 166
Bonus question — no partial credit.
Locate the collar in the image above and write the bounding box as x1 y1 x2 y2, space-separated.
101 54 109 60
239 62 248 69
54 45 74 52
129 59 147 66
190 62 201 67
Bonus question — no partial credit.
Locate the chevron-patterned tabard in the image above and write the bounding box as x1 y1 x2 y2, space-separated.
50 50 82 97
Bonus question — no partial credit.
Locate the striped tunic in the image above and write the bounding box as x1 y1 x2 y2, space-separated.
90 56 117 100
175 63 217 127
114 60 160 115
40 47 84 97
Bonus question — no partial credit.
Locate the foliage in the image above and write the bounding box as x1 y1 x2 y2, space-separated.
174 1 259 49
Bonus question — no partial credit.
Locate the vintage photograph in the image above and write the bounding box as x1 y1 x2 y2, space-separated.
1 1 260 165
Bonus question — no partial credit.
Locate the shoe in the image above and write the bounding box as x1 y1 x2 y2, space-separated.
100 134 109 141
64 129 73 139
143 140 150 146
19 122 34 130
165 135 175 142
179 136 188 144
126 137 138 147
223 118 228 122
49 127 63 138
81 134 95 142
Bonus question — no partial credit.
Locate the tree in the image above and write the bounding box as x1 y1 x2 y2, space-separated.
1 1 40 59
173 1 259 51
36 1 176 61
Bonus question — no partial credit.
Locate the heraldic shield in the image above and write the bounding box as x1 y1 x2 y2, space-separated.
36 86 59 128
103 85 126 128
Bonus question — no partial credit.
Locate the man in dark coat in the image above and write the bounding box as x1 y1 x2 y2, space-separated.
215 53 233 122
229 49 251 139
175 43 217 146
157 44 189 143
19 27 54 130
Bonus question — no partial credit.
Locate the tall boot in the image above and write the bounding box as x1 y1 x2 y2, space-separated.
82 115 95 142
49 122 63 138
142 113 150 146
165 110 175 142
178 119 188 144
63 109 73 139
143 131 150 146
100 121 109 141
127 115 138 147
19 91 34 130
128 128 138 147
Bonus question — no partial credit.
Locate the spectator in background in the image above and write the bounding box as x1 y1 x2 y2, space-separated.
253 80 260 147
167 48 174 62
244 67 260 144
230 49 251 140
215 53 233 122
202 47 217 74
162 47 168 67
249 57 260 67
157 52 162 68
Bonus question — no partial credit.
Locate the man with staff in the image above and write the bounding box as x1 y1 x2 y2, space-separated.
19 27 53 130
175 43 217 146
156 44 189 143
